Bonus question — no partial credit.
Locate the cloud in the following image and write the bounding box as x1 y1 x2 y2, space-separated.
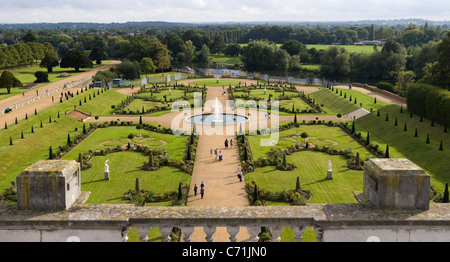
0 0 449 23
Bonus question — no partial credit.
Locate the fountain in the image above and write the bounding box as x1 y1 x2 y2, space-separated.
186 97 248 126
211 98 223 123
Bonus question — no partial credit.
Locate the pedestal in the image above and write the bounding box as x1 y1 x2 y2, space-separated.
104 171 110 181
326 170 333 180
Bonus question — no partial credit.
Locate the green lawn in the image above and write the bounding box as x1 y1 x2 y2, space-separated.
0 89 107 190
64 126 188 162
77 88 128 116
308 88 361 115
74 151 190 204
248 124 372 160
306 44 376 54
191 79 253 87
279 97 315 113
245 151 363 203
209 55 241 64
355 105 450 193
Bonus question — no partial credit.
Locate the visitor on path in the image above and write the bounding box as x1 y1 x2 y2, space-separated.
200 181 205 188
230 139 233 148
237 172 242 182
219 151 223 161
200 187 205 199
194 184 198 196
210 148 213 157
225 139 228 148
214 148 218 160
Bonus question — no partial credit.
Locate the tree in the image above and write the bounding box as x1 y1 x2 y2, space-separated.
195 45 211 64
116 59 140 80
39 51 59 72
49 146 53 159
89 46 107 65
34 71 49 83
422 31 450 90
224 43 241 57
60 49 93 72
0 71 23 94
443 183 449 203
140 57 156 77
385 144 390 158
320 46 351 78
296 177 302 193
210 33 226 54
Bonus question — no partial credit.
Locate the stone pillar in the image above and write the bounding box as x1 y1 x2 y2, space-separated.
16 160 81 211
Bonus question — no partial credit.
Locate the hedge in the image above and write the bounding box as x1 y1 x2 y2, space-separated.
406 84 450 127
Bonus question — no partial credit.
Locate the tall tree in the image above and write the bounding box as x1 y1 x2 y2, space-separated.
60 49 93 72
0 71 23 94
39 51 59 72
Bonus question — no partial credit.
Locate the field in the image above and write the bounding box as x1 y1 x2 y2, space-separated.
306 44 376 54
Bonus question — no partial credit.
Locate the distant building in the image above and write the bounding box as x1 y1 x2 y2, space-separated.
354 40 387 46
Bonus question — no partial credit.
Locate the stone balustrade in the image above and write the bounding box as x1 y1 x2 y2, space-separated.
1 203 450 242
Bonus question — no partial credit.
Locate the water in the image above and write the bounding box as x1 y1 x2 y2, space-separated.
186 113 249 126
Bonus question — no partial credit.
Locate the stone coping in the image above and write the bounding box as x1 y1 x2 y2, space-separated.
0 202 449 228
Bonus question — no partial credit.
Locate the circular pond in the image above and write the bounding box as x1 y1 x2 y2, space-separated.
186 113 249 126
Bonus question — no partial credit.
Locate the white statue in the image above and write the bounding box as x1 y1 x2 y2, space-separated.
105 159 110 173
328 160 332 172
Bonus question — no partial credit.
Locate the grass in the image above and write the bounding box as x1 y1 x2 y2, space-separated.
209 55 241 64
0 62 108 100
308 88 361 115
306 44 376 54
64 126 188 162
308 84 449 193
77 88 128 116
72 151 190 204
279 97 315 113
191 79 248 87
245 151 363 203
355 105 450 193
248 124 372 160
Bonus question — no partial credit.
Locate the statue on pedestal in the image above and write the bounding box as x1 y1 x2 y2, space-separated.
104 159 110 180
327 160 333 180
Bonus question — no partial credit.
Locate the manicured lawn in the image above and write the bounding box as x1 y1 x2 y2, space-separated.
0 87 134 191
191 79 248 87
279 97 315 113
75 151 190 204
77 88 128 116
64 126 188 162
248 124 372 160
245 151 364 203
355 105 450 193
308 88 361 115
234 88 298 101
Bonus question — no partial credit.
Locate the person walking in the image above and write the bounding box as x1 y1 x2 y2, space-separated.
200 181 205 188
214 148 218 160
224 139 228 148
230 139 233 148
200 187 205 199
210 148 213 157
219 151 223 161
193 184 198 196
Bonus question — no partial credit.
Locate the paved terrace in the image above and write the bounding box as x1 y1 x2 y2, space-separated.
0 201 449 242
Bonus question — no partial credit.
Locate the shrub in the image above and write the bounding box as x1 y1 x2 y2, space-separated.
376 82 395 92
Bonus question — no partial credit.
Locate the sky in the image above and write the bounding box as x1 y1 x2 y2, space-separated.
0 0 449 24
